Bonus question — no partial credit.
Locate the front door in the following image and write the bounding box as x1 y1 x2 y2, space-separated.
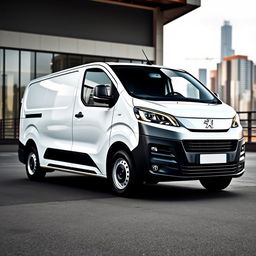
72 65 116 175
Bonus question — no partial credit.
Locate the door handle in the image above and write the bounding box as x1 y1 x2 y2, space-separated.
75 111 84 118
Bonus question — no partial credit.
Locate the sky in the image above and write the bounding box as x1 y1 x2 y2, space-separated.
163 0 256 79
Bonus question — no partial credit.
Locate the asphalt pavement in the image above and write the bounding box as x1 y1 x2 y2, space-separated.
0 152 255 256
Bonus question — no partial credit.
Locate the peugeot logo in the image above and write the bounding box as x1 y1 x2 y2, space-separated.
204 119 214 129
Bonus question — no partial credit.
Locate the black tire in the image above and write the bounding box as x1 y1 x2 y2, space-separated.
200 177 232 191
26 146 46 181
109 150 141 195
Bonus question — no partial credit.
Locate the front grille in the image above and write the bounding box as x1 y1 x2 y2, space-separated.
183 140 238 152
181 162 244 177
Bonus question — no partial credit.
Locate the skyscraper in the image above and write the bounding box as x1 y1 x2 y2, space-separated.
198 68 207 86
210 70 217 93
217 55 254 111
221 21 235 60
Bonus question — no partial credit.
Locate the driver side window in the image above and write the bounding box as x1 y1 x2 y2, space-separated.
82 68 112 107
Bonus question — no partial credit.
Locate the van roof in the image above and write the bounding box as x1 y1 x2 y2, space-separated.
28 62 185 85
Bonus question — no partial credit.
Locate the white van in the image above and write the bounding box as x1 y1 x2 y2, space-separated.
18 62 245 194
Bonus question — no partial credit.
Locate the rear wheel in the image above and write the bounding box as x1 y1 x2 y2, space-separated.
26 147 46 181
200 177 232 191
109 150 140 195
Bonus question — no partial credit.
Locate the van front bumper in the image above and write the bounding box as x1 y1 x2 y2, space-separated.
132 123 245 181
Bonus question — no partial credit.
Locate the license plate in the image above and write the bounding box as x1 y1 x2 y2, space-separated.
200 154 227 164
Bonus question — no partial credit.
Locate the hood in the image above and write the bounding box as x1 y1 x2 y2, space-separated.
132 98 237 131
132 98 236 119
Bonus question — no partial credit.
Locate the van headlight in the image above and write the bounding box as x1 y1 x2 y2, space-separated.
231 114 240 128
134 107 179 127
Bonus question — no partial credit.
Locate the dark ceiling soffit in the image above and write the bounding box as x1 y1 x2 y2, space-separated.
163 4 200 25
92 1 200 25
92 0 186 11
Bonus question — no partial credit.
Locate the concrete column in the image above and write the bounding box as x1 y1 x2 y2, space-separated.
153 8 163 65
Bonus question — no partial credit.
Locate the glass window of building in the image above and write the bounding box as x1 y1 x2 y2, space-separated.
82 56 104 64
5 49 19 120
0 49 3 120
21 51 35 100
118 59 131 63
131 60 143 64
52 54 68 72
105 57 118 63
36 52 53 78
67 54 82 69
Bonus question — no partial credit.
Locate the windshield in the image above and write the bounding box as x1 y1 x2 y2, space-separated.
110 65 219 104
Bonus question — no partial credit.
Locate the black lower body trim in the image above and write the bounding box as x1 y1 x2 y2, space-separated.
18 141 26 164
48 164 96 174
44 148 97 168
148 168 245 181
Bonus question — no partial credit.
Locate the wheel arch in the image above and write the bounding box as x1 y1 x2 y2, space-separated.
106 142 134 178
24 139 38 159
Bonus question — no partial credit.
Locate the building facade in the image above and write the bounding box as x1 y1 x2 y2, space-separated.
210 70 217 93
198 68 207 86
254 66 256 111
217 55 254 112
0 0 200 139
221 21 235 60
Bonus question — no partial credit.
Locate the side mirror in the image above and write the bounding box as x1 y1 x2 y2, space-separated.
93 84 112 104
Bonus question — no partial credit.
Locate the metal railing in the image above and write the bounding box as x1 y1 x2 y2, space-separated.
0 112 255 142
237 111 256 143
0 118 19 140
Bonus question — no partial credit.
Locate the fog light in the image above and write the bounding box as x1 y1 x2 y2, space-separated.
151 146 158 152
152 165 159 172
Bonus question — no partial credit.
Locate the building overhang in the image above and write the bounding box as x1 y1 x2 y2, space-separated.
94 0 201 24
162 0 200 25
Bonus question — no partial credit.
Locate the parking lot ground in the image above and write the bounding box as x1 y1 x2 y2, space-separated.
0 152 255 256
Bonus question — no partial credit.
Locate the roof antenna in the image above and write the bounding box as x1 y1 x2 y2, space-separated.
142 49 152 65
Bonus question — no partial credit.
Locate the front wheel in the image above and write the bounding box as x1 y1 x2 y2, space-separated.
26 147 46 181
200 177 232 191
109 150 140 195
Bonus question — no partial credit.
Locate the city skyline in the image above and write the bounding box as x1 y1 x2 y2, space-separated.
163 0 256 77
